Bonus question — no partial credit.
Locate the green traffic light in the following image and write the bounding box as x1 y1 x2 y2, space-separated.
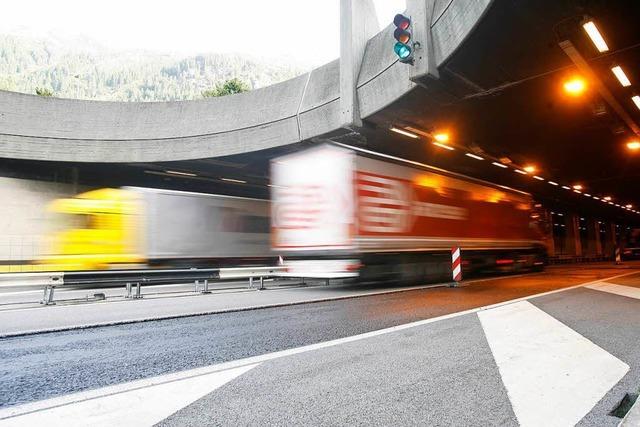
394 42 412 60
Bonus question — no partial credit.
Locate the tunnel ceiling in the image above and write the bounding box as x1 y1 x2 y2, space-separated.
362 0 640 223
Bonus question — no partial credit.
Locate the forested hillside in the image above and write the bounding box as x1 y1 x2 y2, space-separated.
0 33 306 101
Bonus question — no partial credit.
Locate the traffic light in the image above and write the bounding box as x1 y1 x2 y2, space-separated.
393 14 413 64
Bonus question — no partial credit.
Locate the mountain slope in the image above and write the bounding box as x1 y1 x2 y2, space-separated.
0 33 306 102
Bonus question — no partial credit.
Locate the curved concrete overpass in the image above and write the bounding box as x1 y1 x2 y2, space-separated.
0 0 491 163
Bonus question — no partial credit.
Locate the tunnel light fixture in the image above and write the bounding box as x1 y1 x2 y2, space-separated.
465 153 484 160
434 133 450 143
627 140 640 150
604 196 612 201
548 181 559 186
609 202 614 205
615 203 621 207
593 196 600 200
584 193 592 197
523 165 536 173
514 169 527 175
433 142 454 151
573 189 582 194
562 185 571 190
563 77 587 96
390 127 419 139
626 204 633 208
611 66 631 87
165 170 197 177
220 177 247 184
533 175 544 181
492 161 508 168
632 96 640 111
582 21 609 52
572 184 583 190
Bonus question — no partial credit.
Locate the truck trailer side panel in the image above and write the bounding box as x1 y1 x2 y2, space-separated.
354 155 541 251
131 187 271 261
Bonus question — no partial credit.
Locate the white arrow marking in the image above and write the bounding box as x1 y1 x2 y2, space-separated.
0 363 258 427
585 282 640 300
478 301 629 427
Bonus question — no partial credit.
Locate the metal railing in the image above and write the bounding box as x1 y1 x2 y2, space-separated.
547 254 613 264
38 266 287 305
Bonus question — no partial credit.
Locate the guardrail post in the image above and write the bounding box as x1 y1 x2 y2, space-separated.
194 279 211 294
259 276 265 290
40 285 55 305
126 282 142 299
248 277 254 289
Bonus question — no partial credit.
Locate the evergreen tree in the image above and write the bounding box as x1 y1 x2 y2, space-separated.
35 87 53 96
202 78 250 98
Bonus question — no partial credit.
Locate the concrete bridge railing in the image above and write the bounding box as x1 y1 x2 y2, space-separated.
0 0 492 163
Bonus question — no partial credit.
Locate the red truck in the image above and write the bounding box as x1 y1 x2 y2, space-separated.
271 143 545 283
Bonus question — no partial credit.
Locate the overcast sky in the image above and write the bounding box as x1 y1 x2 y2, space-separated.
2 0 406 67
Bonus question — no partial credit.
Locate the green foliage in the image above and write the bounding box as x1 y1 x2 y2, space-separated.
0 34 305 102
202 78 250 98
35 87 53 97
0 75 15 91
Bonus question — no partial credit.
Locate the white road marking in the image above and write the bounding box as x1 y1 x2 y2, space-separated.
586 282 640 300
0 363 258 427
0 270 637 423
478 300 629 427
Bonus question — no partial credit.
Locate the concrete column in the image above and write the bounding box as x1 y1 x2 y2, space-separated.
340 0 379 128
586 219 602 256
542 209 555 256
564 214 582 257
604 223 617 258
407 0 439 82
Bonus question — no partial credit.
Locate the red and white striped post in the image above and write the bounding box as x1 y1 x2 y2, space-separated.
451 246 462 286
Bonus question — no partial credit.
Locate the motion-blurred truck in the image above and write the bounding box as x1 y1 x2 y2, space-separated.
41 187 271 271
271 144 546 283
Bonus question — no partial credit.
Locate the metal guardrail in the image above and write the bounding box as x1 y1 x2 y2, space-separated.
547 255 613 264
0 272 63 288
38 266 288 305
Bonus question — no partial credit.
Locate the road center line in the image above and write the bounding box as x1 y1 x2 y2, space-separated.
585 282 640 300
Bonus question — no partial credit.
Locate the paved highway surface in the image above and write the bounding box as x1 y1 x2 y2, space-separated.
1 264 639 426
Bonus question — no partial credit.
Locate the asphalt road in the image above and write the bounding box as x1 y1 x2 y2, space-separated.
1 264 636 410
160 283 640 427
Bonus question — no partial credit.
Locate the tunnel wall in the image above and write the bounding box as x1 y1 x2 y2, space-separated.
0 0 493 163
0 177 82 269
